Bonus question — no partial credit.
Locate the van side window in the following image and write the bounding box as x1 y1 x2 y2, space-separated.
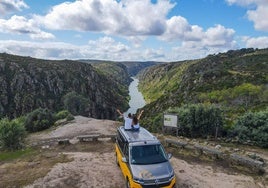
117 130 129 161
123 143 129 161
117 130 125 151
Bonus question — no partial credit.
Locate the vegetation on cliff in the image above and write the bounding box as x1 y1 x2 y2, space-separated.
230 109 268 148
0 108 75 150
0 117 26 150
138 48 268 147
0 53 129 120
24 108 54 133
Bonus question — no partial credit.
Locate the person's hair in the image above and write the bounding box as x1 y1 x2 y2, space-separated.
133 116 138 125
128 113 132 118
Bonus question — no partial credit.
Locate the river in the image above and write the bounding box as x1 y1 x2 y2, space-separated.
124 77 146 115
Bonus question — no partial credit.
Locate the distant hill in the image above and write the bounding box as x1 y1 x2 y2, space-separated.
78 59 161 76
138 48 268 127
88 61 132 86
0 53 129 119
120 61 162 76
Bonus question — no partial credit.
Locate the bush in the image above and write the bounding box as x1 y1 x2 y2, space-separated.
0 118 26 150
63 92 89 116
55 110 71 121
230 109 268 148
169 104 223 138
66 114 75 121
25 108 54 132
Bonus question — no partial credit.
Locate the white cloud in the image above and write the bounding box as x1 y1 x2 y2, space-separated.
226 0 268 32
160 17 237 53
160 16 194 41
0 37 168 61
0 40 80 59
36 0 174 36
0 38 128 60
242 36 268 48
0 35 236 62
126 36 146 48
161 23 237 61
171 45 209 60
144 48 165 60
0 15 55 40
226 0 265 6
247 5 268 31
0 0 28 16
204 24 235 47
88 36 129 54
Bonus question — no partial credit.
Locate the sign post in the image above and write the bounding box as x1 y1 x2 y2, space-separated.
163 114 179 136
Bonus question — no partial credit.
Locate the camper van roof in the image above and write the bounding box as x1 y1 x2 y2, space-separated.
118 126 157 143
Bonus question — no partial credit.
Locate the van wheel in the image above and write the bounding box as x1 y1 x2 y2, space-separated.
115 154 119 166
126 178 130 188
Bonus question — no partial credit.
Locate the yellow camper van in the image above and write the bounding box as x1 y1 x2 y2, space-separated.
115 126 176 188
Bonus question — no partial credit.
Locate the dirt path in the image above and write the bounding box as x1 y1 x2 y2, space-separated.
24 150 264 188
172 158 263 188
25 152 125 188
24 116 267 188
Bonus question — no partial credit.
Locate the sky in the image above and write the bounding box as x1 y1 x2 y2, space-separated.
0 0 268 62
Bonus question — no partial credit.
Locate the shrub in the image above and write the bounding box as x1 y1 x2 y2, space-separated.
55 110 71 120
66 114 75 121
25 108 54 132
63 92 89 116
145 113 162 132
230 109 268 148
0 118 26 150
169 104 223 138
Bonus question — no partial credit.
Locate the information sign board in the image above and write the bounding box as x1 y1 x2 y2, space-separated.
163 114 178 128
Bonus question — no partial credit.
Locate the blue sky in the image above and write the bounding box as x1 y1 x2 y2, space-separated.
0 0 268 61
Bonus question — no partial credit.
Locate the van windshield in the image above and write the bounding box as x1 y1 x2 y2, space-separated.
130 144 168 165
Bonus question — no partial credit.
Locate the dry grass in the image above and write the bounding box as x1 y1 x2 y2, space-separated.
0 148 72 187
0 140 116 188
56 140 115 153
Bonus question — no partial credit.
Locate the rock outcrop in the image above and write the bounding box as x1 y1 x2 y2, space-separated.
0 53 128 119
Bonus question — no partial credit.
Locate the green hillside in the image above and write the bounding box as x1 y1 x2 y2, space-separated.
138 48 268 131
90 61 132 86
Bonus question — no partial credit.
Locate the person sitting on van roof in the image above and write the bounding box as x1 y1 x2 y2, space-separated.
116 109 132 130
132 110 144 131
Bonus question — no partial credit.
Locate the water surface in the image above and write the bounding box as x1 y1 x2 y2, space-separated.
125 77 146 115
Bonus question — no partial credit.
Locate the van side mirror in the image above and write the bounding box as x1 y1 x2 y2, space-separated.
167 153 172 159
122 157 128 163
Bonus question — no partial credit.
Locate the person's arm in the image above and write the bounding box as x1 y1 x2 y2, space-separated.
137 110 144 120
116 109 123 116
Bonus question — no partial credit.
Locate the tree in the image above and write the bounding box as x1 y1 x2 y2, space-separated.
24 108 54 132
233 83 261 109
230 109 268 148
63 92 90 116
0 118 26 150
174 104 223 138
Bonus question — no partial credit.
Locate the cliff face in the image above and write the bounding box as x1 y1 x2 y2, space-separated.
0 53 128 119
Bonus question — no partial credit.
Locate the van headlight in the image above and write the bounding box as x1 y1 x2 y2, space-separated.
133 177 144 184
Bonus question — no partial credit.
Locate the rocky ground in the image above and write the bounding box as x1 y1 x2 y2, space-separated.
1 116 267 188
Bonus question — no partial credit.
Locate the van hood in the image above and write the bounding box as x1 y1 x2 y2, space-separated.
130 161 173 181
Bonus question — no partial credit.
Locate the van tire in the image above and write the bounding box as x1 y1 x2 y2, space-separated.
126 178 130 188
